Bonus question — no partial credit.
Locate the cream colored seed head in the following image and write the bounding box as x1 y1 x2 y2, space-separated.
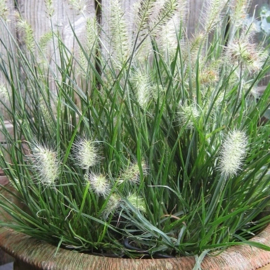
73 139 98 170
131 70 151 109
17 19 35 52
0 0 8 20
120 161 148 184
127 193 146 213
89 173 110 197
103 193 121 219
219 130 248 178
31 144 60 185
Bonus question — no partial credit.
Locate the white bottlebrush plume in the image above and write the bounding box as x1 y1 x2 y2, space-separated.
68 0 86 14
181 33 205 64
73 139 98 170
120 160 148 184
108 0 130 67
130 69 151 109
30 144 60 185
132 0 184 62
131 0 155 62
85 17 98 52
134 36 153 63
0 0 8 20
45 0 54 17
219 130 248 178
179 0 188 23
88 173 110 197
229 0 250 27
38 31 53 54
127 193 146 213
226 38 267 72
150 0 178 33
103 193 121 219
17 19 35 52
200 0 226 34
132 0 179 60
132 0 156 33
158 14 180 59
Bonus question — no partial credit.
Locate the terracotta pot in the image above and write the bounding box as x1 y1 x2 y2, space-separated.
0 224 270 270
0 180 270 269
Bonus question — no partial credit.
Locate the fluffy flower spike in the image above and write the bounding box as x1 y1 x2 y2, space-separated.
130 70 151 109
226 39 267 72
0 0 8 20
127 193 146 213
17 19 35 52
88 173 110 197
120 161 148 184
103 193 121 219
73 139 98 170
30 144 60 186
200 0 226 34
219 130 248 178
109 0 130 66
229 0 250 27
68 0 86 14
45 0 54 17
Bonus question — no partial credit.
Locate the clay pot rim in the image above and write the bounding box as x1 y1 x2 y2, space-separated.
1 225 270 269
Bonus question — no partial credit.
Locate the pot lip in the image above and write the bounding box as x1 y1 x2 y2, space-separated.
0 225 270 269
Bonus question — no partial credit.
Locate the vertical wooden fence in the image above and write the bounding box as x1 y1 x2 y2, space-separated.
0 0 269 119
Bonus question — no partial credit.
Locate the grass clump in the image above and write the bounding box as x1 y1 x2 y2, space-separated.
0 0 270 260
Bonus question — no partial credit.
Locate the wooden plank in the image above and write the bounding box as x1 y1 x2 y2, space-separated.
187 0 203 35
0 0 269 109
0 1 16 120
16 0 96 93
16 0 95 52
16 0 94 42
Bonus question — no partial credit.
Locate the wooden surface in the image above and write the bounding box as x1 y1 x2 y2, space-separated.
0 0 16 120
0 0 269 57
0 0 268 71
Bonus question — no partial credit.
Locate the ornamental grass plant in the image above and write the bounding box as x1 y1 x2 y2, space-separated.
1 0 270 262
